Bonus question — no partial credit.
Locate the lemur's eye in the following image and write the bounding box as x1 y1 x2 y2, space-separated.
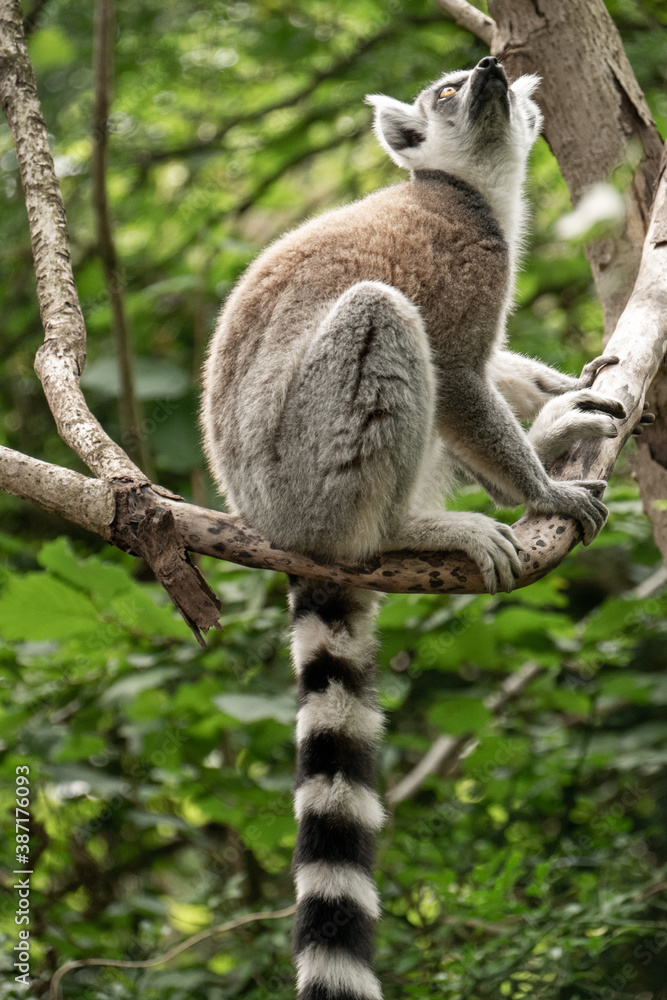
439 86 457 99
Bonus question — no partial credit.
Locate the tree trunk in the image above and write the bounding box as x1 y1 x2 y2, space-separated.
488 0 667 563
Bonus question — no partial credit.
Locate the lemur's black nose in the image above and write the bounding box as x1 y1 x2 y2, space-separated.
477 56 500 70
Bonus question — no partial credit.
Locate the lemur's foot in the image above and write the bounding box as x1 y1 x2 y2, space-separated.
532 479 608 545
388 511 523 594
578 354 619 388
459 515 523 594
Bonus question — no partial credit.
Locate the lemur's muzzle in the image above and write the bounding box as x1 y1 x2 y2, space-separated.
469 56 509 119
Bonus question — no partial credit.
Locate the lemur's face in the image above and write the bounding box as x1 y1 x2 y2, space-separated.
366 59 543 176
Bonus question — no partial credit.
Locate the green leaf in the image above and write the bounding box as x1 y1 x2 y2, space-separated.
37 538 134 606
213 692 296 725
110 587 192 640
0 573 100 640
100 666 181 704
428 698 491 736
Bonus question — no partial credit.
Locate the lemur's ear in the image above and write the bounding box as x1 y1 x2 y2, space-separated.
365 94 426 167
510 74 541 100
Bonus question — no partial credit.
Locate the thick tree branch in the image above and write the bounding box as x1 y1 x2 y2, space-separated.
487 0 667 565
433 0 494 46
0 446 115 538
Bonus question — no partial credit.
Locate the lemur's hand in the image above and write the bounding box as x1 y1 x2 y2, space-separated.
576 356 656 433
528 389 626 468
631 402 656 436
530 479 609 545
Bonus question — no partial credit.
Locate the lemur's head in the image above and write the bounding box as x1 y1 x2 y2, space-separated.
366 57 542 184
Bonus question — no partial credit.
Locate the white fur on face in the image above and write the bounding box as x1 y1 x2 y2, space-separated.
366 68 543 254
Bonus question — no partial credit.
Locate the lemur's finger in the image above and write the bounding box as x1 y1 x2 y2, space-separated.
565 484 608 544
579 354 620 388
496 521 524 554
629 404 655 435
494 534 524 586
575 392 626 419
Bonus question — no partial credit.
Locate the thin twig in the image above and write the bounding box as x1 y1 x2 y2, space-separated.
232 133 353 217
92 0 152 477
134 15 446 166
387 661 543 804
22 0 49 35
433 0 495 45
50 904 296 999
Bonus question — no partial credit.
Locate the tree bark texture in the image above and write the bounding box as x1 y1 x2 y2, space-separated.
0 446 115 537
487 0 667 563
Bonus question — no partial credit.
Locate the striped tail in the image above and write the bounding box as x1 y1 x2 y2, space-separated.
288 577 385 1000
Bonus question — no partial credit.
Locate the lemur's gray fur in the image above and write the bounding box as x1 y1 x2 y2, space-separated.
201 58 625 1000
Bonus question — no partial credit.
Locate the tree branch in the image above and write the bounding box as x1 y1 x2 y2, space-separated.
0 446 115 538
0 0 222 644
50 904 296 1000
433 0 494 46
387 661 543 805
487 0 667 565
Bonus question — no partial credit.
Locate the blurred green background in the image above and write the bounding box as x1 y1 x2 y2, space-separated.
0 1 666 997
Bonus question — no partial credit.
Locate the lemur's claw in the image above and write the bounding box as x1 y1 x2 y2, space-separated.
632 404 656 435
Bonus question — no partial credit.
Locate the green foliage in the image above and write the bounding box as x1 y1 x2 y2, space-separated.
1 1 667 998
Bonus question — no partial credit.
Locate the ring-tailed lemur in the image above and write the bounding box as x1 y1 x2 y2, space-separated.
202 58 626 1000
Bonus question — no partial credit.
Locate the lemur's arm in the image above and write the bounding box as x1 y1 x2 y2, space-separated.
489 350 619 422
437 368 614 541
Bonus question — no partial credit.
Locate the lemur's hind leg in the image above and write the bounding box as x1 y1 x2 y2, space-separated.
275 281 436 560
277 280 523 592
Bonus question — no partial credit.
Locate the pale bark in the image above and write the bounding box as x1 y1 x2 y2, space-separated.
0 447 115 538
433 0 493 46
486 0 667 563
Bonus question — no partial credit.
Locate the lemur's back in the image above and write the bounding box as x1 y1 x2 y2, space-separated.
202 172 509 506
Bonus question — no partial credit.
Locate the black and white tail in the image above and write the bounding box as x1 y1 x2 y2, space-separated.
288 576 385 1000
